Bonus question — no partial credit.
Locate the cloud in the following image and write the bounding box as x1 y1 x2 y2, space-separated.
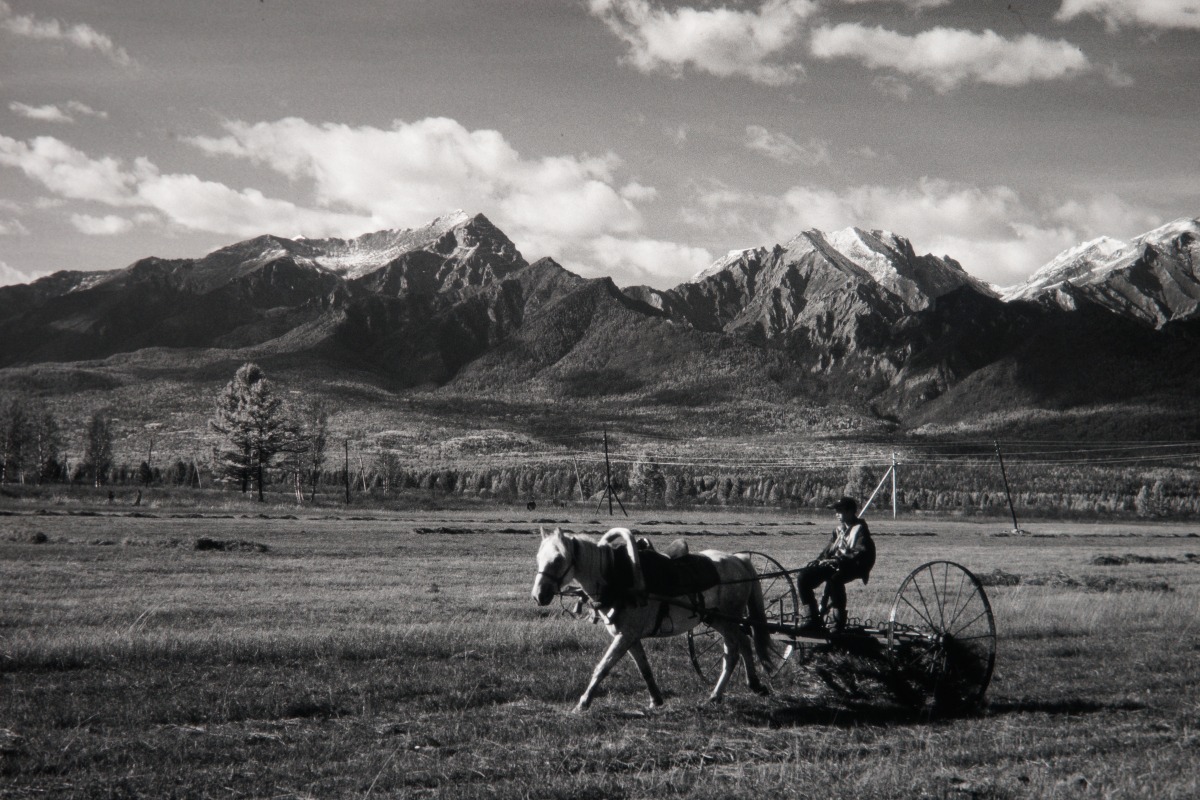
69 213 134 236
0 217 30 235
588 0 817 85
0 119 667 282
9 100 107 123
0 1 136 67
871 75 914 100
0 133 373 238
810 23 1091 91
10 102 71 123
588 234 714 285
1056 0 1200 30
0 135 136 205
186 116 648 254
743 125 830 166
838 0 952 8
682 178 1164 286
0 259 46 286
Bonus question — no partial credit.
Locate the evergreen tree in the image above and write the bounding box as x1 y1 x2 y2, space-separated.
628 451 666 505
209 363 294 502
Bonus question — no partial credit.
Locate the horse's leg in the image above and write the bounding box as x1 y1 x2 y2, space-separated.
736 625 770 696
706 621 742 704
627 641 664 708
577 632 634 712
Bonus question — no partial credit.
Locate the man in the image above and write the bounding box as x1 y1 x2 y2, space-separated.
797 496 876 632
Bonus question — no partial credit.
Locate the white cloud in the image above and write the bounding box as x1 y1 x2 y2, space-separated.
9 100 107 123
1056 0 1200 30
0 119 666 280
743 125 830 166
810 23 1091 91
10 102 72 123
682 178 1165 286
0 259 46 286
838 0 952 8
1049 193 1164 236
588 0 817 85
0 217 29 235
871 75 914 100
186 116 649 254
620 181 659 202
0 133 374 239
0 1 136 67
69 213 134 236
0 135 136 205
588 234 715 285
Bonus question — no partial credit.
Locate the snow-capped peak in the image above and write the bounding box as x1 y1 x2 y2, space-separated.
689 247 767 283
1002 236 1131 301
825 227 901 285
304 210 476 279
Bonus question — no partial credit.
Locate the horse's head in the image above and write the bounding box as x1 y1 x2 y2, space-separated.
532 527 574 606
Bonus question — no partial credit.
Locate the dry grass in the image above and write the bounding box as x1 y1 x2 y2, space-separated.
1 507 1198 798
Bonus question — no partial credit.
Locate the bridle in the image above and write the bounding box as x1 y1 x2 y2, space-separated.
535 535 577 590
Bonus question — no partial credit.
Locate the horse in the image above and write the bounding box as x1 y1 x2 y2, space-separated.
531 527 775 711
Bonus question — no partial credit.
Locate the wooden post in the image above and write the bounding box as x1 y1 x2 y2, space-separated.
344 439 351 504
892 452 898 518
596 426 627 517
572 455 586 501
995 440 1020 532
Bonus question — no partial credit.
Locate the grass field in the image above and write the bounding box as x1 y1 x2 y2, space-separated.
2 502 1198 799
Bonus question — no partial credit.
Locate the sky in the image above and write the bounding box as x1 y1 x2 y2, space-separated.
1 0 1197 290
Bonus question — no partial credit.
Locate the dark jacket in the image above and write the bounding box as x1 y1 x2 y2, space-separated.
819 517 876 584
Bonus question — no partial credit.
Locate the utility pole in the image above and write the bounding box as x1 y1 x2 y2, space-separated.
344 439 351 504
892 452 898 518
995 440 1021 533
571 455 587 501
596 426 627 517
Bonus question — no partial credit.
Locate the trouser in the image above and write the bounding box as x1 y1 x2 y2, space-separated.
798 562 848 615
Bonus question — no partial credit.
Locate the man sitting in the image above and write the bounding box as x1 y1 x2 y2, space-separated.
797 496 876 632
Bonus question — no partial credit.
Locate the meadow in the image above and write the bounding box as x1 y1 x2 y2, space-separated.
1 500 1198 799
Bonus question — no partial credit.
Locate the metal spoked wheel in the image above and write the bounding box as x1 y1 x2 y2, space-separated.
688 551 799 682
887 560 997 715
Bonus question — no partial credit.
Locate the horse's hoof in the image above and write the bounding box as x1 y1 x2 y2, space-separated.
752 685 772 697
648 698 664 709
705 695 724 706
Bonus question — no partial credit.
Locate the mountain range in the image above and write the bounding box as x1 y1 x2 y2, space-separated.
2 211 1198 440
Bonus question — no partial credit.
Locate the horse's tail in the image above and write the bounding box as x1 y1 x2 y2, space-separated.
739 555 775 671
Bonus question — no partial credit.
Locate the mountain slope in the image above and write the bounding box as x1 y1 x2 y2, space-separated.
2 212 1198 437
1002 217 1200 327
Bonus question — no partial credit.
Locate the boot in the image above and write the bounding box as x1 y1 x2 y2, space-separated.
798 602 825 633
829 608 846 633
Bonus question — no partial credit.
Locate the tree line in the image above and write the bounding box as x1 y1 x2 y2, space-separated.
4 362 1198 519
0 400 118 487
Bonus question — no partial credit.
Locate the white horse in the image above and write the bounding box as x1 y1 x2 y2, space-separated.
532 527 774 711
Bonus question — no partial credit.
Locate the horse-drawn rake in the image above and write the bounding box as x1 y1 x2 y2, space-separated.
686 554 997 715
535 529 995 715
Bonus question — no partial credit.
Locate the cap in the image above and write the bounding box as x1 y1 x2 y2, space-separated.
827 496 858 513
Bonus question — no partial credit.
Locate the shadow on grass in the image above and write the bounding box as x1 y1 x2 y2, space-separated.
986 697 1147 716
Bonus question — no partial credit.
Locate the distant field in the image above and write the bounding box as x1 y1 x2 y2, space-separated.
2 505 1198 798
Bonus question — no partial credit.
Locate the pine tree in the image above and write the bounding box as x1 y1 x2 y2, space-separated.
209 363 294 502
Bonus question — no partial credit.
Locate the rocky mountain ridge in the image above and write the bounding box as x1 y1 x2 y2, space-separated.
1 212 1198 434
1001 217 1200 328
